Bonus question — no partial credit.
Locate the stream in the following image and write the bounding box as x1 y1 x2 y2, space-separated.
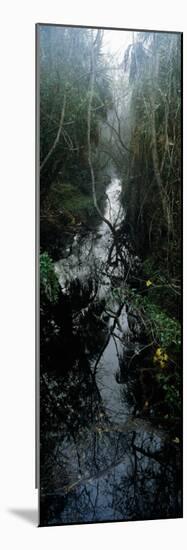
55 177 130 424
40 176 181 525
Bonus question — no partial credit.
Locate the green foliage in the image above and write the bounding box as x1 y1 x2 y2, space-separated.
132 293 181 350
151 308 180 349
156 369 181 418
40 252 60 303
50 182 93 216
128 287 181 420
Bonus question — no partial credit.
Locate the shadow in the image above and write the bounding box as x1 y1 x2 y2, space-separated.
8 508 38 526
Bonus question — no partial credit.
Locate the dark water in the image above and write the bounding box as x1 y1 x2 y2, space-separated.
40 177 182 526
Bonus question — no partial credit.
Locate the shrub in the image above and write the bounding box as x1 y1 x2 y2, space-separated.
40 252 60 303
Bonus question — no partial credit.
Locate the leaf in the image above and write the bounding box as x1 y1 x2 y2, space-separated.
172 437 180 444
146 279 153 287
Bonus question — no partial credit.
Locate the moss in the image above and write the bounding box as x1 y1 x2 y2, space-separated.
47 181 103 224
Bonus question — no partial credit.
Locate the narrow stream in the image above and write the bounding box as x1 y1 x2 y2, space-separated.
55 176 129 424
40 176 181 525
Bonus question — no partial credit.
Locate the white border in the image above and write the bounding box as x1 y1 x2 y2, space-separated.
0 1 186 548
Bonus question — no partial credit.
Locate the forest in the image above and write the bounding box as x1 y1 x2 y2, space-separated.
38 25 182 526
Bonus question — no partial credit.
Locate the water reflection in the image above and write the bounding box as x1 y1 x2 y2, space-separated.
40 177 182 525
40 344 181 526
40 406 181 525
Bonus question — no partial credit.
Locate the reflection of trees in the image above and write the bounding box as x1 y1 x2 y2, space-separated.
40 423 181 525
40 241 181 526
113 434 179 520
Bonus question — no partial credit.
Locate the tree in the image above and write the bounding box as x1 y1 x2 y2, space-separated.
121 31 181 280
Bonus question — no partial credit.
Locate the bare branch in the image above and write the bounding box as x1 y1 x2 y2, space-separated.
40 92 67 172
105 118 132 154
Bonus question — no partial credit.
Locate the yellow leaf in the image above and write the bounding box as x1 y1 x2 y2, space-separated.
160 360 167 368
172 437 180 444
146 279 153 287
156 348 162 357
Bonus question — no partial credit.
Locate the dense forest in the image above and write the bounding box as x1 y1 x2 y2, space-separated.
39 26 182 526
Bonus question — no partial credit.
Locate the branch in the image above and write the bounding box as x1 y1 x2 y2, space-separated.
93 300 126 375
105 119 132 154
149 94 167 218
40 92 67 172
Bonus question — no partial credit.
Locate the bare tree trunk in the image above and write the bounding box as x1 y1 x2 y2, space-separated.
149 96 170 227
40 35 75 173
40 92 67 172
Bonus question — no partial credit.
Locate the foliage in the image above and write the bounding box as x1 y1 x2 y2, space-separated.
39 26 112 254
119 31 182 418
131 291 181 350
40 26 112 196
153 348 168 369
122 31 181 283
125 285 181 423
40 252 60 303
156 368 181 418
